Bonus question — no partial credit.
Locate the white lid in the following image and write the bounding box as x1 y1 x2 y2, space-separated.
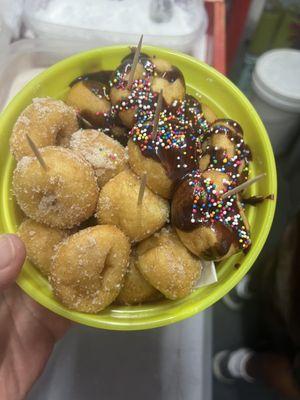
252 49 300 113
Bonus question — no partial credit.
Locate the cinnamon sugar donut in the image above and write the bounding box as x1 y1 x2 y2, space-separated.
13 146 99 229
137 228 201 300
50 225 130 313
117 249 162 305
96 169 169 242
10 97 79 160
18 219 68 277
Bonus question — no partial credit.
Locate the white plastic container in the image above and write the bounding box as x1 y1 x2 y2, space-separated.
23 0 207 54
250 49 300 156
0 38 129 110
0 16 11 53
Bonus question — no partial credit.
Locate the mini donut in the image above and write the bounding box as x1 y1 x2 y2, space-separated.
50 225 131 313
172 169 251 260
18 219 68 276
199 119 251 185
13 146 99 229
66 80 111 127
110 52 155 128
137 228 201 300
128 139 172 199
68 129 128 188
96 169 169 242
10 97 79 161
150 57 185 106
116 250 162 305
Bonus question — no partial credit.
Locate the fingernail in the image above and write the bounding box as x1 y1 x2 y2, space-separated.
0 235 16 270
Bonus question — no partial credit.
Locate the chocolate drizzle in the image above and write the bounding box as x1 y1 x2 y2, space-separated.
213 119 243 136
81 80 110 100
70 70 113 87
111 52 154 89
199 118 252 185
160 66 185 84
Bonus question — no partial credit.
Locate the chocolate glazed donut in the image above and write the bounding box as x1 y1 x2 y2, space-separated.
171 170 251 261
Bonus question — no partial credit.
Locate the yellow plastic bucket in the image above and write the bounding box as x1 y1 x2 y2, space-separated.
0 46 277 330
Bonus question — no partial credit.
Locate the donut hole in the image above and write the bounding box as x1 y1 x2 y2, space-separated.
38 192 59 212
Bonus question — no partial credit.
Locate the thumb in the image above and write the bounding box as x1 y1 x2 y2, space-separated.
0 234 26 291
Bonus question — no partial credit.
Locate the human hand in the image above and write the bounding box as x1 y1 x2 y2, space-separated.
0 234 70 400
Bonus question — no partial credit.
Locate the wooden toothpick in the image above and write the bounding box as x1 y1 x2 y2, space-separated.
137 173 147 206
127 34 143 89
152 89 163 142
26 134 48 171
222 173 266 199
77 113 93 128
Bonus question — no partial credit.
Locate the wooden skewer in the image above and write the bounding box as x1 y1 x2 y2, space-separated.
152 89 163 142
77 113 93 128
26 134 48 171
137 173 147 206
127 34 143 89
222 173 266 199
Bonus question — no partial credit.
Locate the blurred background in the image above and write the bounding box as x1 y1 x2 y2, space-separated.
0 1 300 399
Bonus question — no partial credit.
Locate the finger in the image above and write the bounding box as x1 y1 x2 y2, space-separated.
0 234 26 291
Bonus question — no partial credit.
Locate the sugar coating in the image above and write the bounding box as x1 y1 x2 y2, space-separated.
69 129 128 188
18 219 68 276
10 97 79 161
117 249 161 305
137 227 201 300
96 169 169 242
13 146 99 229
50 225 131 313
